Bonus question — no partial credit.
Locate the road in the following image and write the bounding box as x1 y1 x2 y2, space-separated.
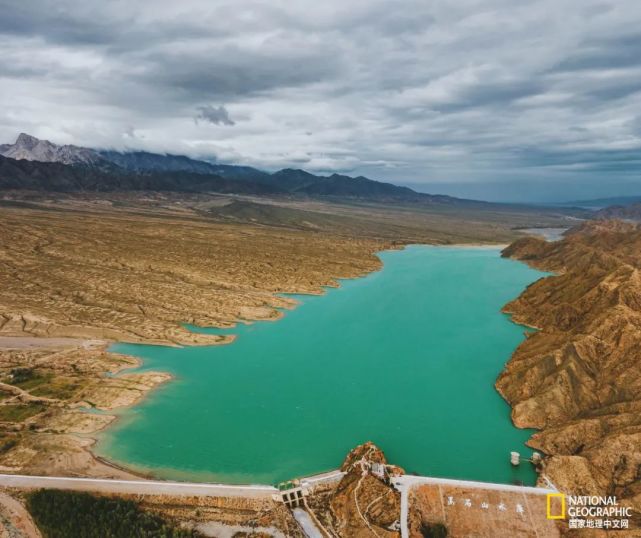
393 475 557 495
0 474 278 499
0 492 41 538
292 508 324 538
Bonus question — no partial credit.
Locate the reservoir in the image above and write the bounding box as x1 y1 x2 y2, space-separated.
97 246 544 486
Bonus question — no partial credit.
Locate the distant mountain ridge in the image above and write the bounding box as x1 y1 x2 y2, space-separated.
0 154 278 195
596 202 641 221
0 133 109 168
558 195 641 209
96 143 444 202
0 133 466 203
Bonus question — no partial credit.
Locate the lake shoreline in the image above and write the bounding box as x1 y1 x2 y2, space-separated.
82 246 395 482
0 241 543 487
94 244 542 487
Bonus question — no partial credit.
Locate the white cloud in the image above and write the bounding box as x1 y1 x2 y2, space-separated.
0 0 640 200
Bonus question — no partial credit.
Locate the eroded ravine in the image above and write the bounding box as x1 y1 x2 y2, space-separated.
498 220 641 527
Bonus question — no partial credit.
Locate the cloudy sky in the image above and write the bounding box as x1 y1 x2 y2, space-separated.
1 0 641 202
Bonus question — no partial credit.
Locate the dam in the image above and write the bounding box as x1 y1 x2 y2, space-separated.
97 246 545 486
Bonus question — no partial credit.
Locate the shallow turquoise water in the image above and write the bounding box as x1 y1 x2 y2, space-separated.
97 246 544 486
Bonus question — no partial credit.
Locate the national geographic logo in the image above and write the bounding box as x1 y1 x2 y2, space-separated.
547 493 632 530
547 493 565 520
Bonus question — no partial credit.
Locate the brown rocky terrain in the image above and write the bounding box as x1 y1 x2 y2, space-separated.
0 190 579 345
0 442 403 537
305 442 404 537
498 219 641 532
0 194 588 536
596 202 641 222
126 491 303 537
0 443 402 537
0 486 303 538
0 337 166 478
0 193 571 479
0 200 389 346
407 482 560 537
0 490 41 538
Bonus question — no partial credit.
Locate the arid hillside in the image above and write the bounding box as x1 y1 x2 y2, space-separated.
0 193 575 345
0 193 578 487
306 442 404 537
0 338 168 478
498 220 641 525
0 201 388 345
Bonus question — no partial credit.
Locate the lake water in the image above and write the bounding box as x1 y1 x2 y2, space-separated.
97 246 544 486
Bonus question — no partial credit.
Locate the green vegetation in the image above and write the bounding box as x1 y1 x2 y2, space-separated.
26 490 201 538
0 434 18 454
5 368 81 400
31 377 81 400
10 368 53 391
420 522 448 538
8 367 37 384
0 403 44 422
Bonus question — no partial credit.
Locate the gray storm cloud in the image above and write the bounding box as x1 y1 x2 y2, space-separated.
195 105 235 126
0 0 640 201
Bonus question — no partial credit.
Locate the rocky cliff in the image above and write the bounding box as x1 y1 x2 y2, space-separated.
306 442 404 537
596 202 641 222
498 220 641 523
0 133 107 167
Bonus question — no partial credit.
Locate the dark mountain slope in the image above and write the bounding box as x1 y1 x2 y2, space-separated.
97 150 431 201
98 150 219 175
1 133 562 207
269 168 324 191
98 150 271 183
296 173 440 202
0 155 281 194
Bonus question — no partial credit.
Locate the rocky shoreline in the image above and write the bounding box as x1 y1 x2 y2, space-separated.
0 202 395 481
0 337 171 479
498 219 641 527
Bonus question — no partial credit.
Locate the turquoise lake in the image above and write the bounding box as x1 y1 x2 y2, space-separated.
97 246 544 486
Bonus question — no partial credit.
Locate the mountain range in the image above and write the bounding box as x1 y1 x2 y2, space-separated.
595 202 641 221
0 133 108 168
559 195 641 209
0 133 460 203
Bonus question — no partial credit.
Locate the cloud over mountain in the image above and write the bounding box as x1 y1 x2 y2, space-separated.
0 0 640 201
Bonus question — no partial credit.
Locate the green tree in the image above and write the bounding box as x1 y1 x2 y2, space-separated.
26 489 200 538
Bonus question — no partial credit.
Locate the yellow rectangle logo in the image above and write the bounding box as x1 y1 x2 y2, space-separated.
547 493 566 519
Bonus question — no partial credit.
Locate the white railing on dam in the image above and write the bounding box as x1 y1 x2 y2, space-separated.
0 474 279 498
0 471 560 538
393 474 557 495
0 471 556 499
